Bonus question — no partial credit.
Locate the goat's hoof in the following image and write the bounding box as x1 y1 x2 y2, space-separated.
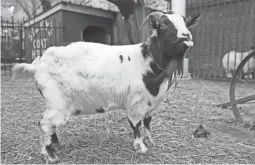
135 147 148 154
48 156 60 164
44 153 60 164
134 142 148 154
143 137 155 147
42 145 61 163
52 142 62 150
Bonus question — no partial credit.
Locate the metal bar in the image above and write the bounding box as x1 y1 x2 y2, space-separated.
220 1 226 79
196 0 202 78
49 20 52 47
253 0 255 47
202 0 207 79
29 17 33 62
44 18 47 55
22 17 25 62
6 19 9 76
214 0 220 80
208 4 213 80
245 0 255 76
19 21 23 62
54 18 57 46
11 16 15 66
2 17 6 75
189 0 196 78
39 20 42 58
59 22 62 45
227 0 233 78
233 0 239 78
241 0 247 78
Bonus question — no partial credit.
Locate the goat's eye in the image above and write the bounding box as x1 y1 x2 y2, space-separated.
159 24 165 29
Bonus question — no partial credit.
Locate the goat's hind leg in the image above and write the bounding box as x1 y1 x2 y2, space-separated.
143 114 155 147
38 109 66 163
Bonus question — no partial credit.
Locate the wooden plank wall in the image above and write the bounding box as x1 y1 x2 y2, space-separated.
112 4 153 45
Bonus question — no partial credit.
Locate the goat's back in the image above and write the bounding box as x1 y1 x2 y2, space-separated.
33 41 152 112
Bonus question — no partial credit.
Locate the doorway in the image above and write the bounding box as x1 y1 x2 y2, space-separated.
82 26 109 44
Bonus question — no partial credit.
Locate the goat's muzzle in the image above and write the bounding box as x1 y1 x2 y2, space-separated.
176 37 194 48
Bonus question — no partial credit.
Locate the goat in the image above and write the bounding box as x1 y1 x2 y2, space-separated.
222 46 255 79
12 11 201 163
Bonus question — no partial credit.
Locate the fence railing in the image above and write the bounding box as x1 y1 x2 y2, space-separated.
1 17 24 76
1 17 64 76
186 0 255 81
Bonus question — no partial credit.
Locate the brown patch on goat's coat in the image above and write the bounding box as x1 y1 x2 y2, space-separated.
54 58 59 63
147 101 152 106
128 56 131 61
119 55 124 63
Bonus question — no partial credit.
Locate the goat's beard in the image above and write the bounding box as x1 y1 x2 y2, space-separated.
146 32 187 91
151 47 185 92
159 42 187 90
161 40 189 57
163 52 184 90
179 42 190 53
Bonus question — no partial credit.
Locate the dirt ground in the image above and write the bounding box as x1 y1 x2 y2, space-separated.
1 76 255 164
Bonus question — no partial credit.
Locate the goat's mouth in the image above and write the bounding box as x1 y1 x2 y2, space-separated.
176 38 194 47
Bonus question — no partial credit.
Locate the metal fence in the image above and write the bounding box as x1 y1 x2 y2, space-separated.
186 0 255 81
1 18 24 76
1 17 64 76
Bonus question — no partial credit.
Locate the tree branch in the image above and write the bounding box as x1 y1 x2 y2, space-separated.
16 0 32 20
31 0 38 16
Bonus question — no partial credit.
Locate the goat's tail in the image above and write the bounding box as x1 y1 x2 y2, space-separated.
11 56 41 81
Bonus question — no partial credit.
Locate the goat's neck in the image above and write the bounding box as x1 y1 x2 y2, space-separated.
143 33 184 92
144 33 163 68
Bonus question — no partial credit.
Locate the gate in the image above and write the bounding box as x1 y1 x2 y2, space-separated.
186 0 255 81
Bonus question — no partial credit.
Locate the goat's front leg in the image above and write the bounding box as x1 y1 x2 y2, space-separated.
128 119 148 153
143 115 155 147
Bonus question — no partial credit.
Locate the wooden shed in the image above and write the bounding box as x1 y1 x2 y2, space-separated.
23 0 119 62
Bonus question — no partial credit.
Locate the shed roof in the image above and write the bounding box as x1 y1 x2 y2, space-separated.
51 0 169 13
51 0 119 12
24 0 170 26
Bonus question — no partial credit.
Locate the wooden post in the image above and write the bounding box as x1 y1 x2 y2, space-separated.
171 0 186 16
171 0 191 79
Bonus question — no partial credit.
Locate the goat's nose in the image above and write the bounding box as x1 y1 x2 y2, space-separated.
182 33 191 39
182 33 189 37
181 32 192 40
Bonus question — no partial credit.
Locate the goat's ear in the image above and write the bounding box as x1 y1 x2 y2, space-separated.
149 15 158 29
186 12 201 28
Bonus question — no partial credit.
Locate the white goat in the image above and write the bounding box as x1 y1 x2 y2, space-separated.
12 11 201 163
222 47 255 79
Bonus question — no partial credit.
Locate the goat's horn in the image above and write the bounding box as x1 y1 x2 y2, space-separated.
139 11 164 31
